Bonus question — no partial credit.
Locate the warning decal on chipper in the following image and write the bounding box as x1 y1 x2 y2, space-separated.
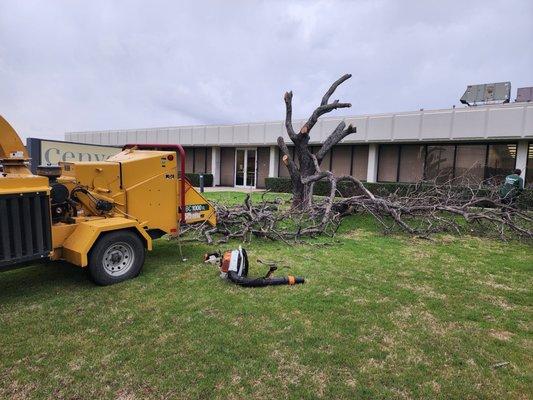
181 203 210 221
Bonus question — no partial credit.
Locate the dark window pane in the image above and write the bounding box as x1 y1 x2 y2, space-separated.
246 150 256 187
352 145 369 180
235 149 245 185
220 147 235 186
398 145 425 182
378 145 399 182
194 147 206 173
331 146 351 176
425 145 455 183
527 143 533 187
455 145 486 184
206 148 212 173
486 144 516 183
185 147 194 173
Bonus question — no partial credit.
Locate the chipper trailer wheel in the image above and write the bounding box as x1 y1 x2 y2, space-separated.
88 230 145 286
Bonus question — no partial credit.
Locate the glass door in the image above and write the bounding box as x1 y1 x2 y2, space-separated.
235 149 245 186
235 148 257 188
246 149 256 187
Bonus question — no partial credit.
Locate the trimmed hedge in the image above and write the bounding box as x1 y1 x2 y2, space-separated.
264 177 416 197
185 173 213 187
265 177 533 209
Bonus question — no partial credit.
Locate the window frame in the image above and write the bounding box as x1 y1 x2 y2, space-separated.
377 141 518 184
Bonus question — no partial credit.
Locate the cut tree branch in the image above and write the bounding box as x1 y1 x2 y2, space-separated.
277 136 299 177
316 123 357 163
321 73 352 106
300 101 352 135
284 91 298 141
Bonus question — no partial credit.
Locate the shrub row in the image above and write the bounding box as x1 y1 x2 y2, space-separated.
265 177 422 197
264 177 533 209
185 173 213 187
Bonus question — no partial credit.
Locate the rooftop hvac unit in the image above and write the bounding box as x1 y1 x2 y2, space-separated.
460 82 511 106
516 87 533 102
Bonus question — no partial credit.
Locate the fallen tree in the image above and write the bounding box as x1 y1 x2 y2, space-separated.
180 75 532 243
181 177 532 244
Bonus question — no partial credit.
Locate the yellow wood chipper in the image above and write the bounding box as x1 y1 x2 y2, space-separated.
0 116 216 285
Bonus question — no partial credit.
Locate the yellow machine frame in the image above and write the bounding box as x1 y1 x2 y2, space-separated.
0 116 216 284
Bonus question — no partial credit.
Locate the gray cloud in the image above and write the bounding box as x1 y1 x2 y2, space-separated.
0 0 531 140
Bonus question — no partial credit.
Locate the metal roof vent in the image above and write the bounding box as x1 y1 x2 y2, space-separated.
460 82 511 106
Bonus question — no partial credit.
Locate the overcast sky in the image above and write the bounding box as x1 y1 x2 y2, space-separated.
1 0 532 140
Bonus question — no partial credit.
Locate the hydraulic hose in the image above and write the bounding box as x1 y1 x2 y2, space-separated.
227 271 305 287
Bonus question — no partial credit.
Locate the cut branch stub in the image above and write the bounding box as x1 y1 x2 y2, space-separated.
284 91 292 102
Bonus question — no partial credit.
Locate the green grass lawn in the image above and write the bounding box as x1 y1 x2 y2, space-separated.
1 192 532 399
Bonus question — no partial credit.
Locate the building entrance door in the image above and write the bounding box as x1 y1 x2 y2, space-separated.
235 148 257 188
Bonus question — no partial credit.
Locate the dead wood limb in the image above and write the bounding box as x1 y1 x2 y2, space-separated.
181 176 532 244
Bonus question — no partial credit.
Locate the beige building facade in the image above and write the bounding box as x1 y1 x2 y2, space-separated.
66 102 533 188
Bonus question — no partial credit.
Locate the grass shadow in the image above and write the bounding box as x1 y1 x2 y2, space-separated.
0 261 91 302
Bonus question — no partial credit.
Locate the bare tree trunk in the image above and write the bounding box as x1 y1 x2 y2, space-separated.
278 75 356 209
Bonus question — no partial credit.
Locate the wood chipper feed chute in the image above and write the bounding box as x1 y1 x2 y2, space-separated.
121 144 216 229
178 178 216 227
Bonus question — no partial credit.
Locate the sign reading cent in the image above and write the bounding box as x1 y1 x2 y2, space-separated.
27 138 121 171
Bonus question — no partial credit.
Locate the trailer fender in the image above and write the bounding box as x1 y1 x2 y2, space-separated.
61 217 152 267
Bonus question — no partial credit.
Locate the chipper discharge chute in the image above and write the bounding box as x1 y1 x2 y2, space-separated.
0 116 216 285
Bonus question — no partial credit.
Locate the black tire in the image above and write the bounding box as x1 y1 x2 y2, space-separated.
88 230 145 286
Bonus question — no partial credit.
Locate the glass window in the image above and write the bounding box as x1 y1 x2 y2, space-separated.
352 145 369 181
246 149 256 187
526 143 533 187
455 144 486 184
185 147 194 173
486 144 516 183
194 147 206 173
425 145 455 183
331 146 351 176
398 145 425 182
377 145 399 182
206 148 212 173
235 149 245 185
